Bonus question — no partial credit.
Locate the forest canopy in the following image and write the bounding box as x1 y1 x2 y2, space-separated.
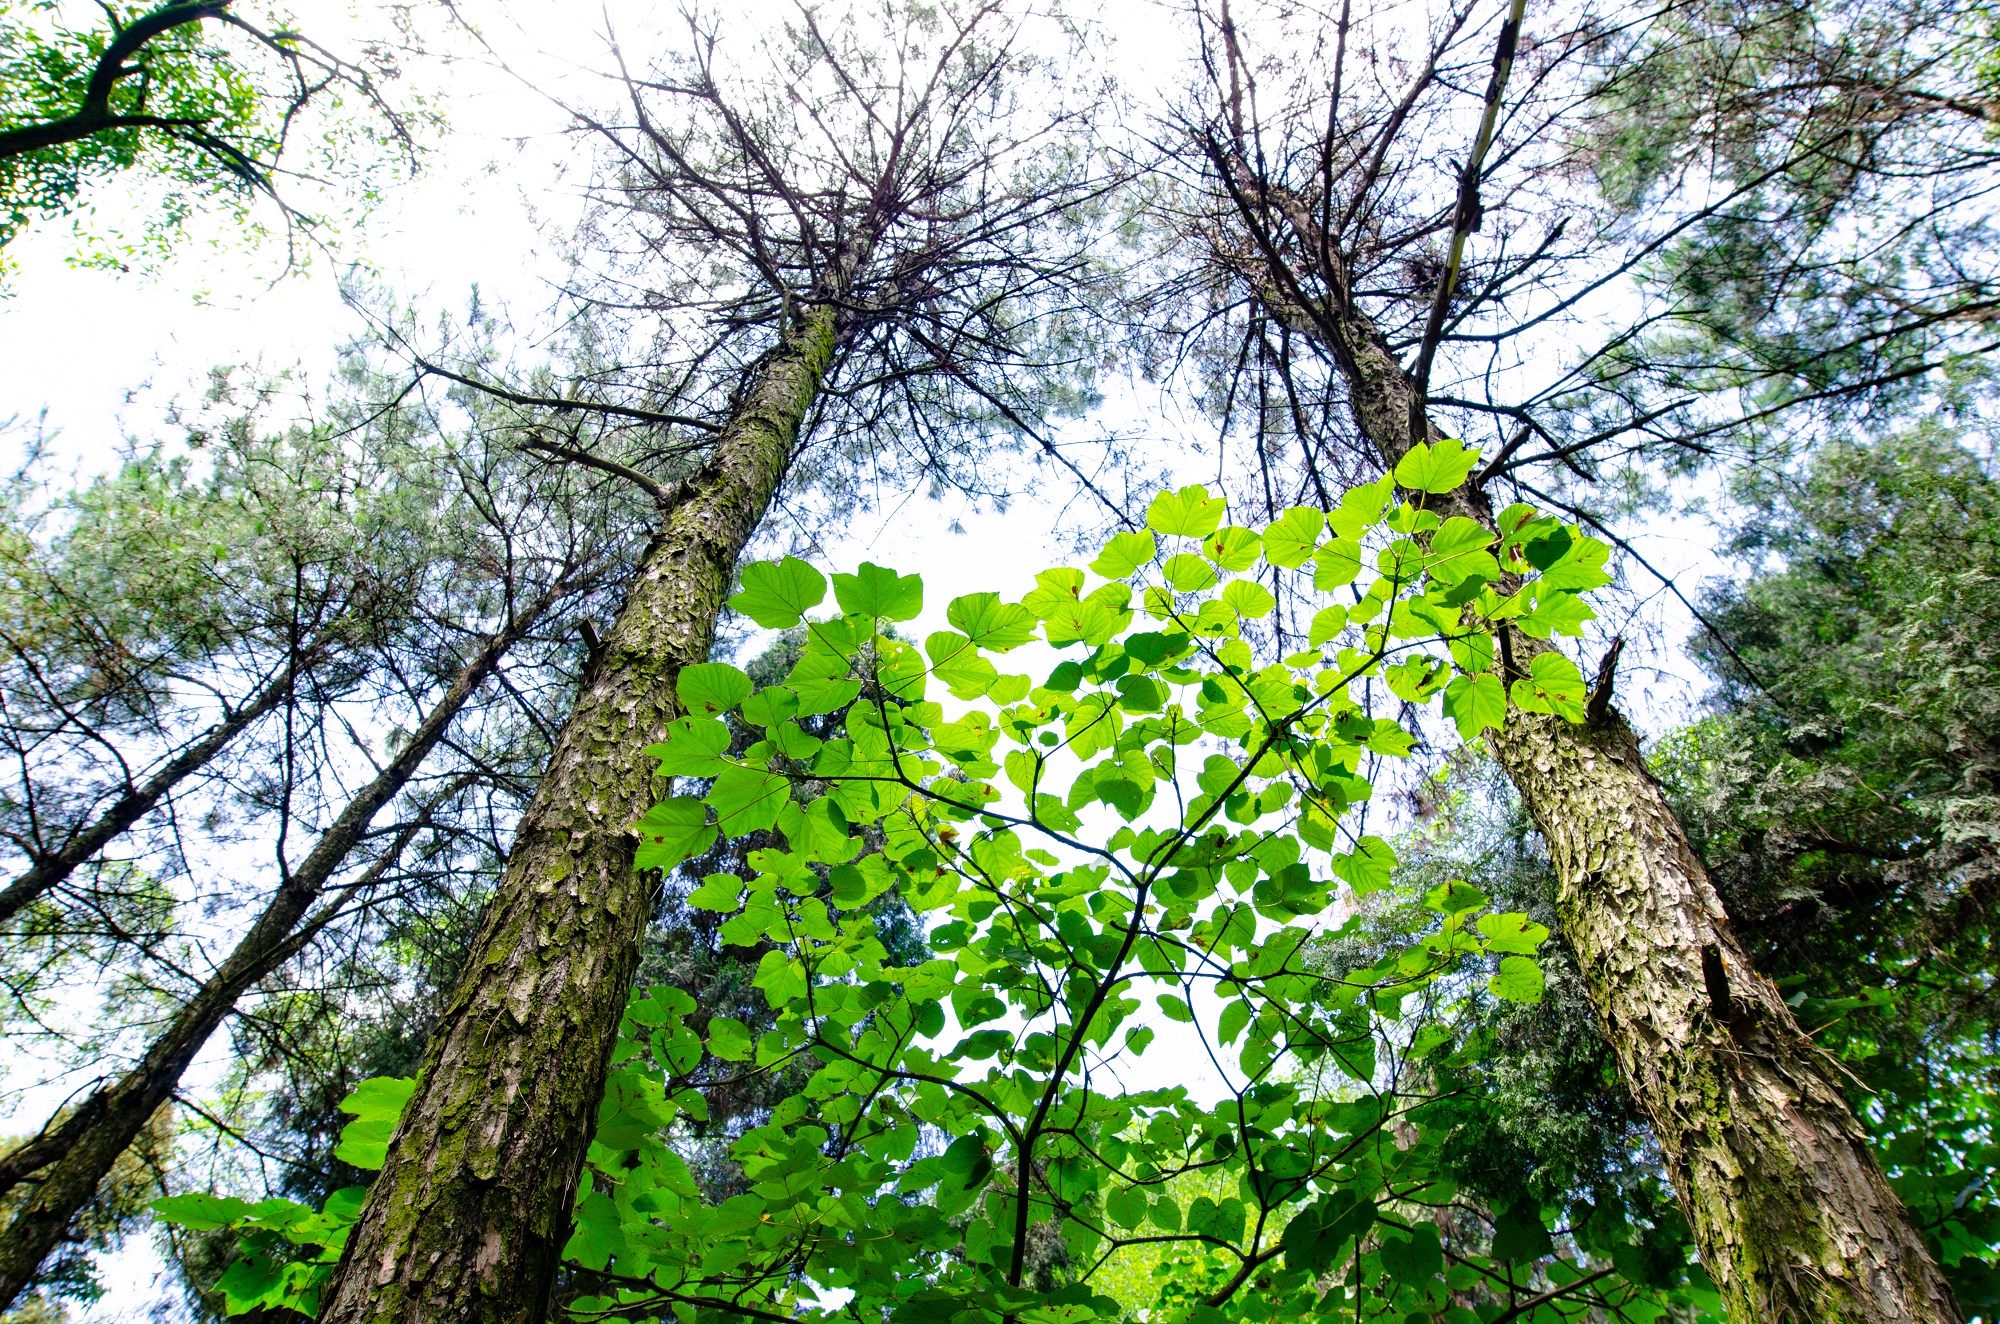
0 0 1994 1322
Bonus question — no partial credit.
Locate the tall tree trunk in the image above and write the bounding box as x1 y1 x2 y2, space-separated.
1307 292 1961 1320
0 653 309 926
0 597 551 1312
318 303 841 1324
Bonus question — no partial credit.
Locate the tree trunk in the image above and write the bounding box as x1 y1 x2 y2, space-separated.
318 303 840 1324
1489 705 1962 1323
0 596 551 1312
1269 251 1962 1320
0 654 307 926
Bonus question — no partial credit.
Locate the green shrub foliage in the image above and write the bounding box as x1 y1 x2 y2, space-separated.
159 467 1722 1322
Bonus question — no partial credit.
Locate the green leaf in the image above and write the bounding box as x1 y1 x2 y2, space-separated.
947 592 1039 651
706 765 792 836
1425 880 1488 914
152 1192 256 1231
1090 530 1157 579
1313 539 1364 589
1261 508 1324 568
1106 1185 1150 1229
1441 673 1506 740
1393 437 1480 494
1492 1198 1555 1262
1489 954 1547 1004
1308 604 1349 646
678 663 753 716
1519 590 1596 639
1510 652 1587 721
1202 526 1262 571
925 630 999 699
339 1075 415 1125
1147 485 1226 537
1331 837 1396 895
707 1016 754 1061
1430 515 1493 558
730 556 828 629
1379 1224 1443 1284
686 872 743 911
1164 553 1218 591
633 797 719 871
833 562 924 621
1221 578 1276 619
644 715 732 777
1537 533 1614 592
1478 912 1551 956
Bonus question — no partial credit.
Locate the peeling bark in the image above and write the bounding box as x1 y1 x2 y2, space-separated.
318 304 841 1324
0 594 555 1312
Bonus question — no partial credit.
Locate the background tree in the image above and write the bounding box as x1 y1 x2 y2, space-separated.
0 0 432 271
0 348 651 1311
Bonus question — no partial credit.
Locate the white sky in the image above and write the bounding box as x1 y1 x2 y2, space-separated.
0 0 1732 1313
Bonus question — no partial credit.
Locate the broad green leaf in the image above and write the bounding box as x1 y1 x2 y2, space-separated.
333 1077 414 1169
1489 954 1547 1004
1106 1185 1150 1229
1393 437 1480 493
338 1075 416 1123
1340 475 1397 523
686 872 743 911
1221 578 1276 619
832 562 924 621
947 592 1038 651
1331 837 1396 894
152 1192 256 1231
1510 651 1587 721
706 765 792 836
1147 485 1225 537
1202 526 1261 571
730 556 827 629
707 1016 754 1061
1261 508 1324 568
1090 530 1157 579
1163 553 1217 592
1022 568 1087 619
1424 880 1488 914
1478 912 1551 955
1441 672 1506 740
644 715 731 777
1380 1224 1444 1284
925 630 1000 698
678 662 753 716
1313 538 1364 589
1308 604 1349 646
633 797 719 871
1519 590 1596 638
1537 534 1614 592
1429 515 1493 557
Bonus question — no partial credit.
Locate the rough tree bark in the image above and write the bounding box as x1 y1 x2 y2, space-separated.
0 595 555 1312
1283 251 1961 1320
318 301 842 1324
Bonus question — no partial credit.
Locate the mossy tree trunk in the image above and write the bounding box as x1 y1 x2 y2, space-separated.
0 594 558 1312
317 303 841 1324
1331 308 1959 1322
1251 227 1962 1317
